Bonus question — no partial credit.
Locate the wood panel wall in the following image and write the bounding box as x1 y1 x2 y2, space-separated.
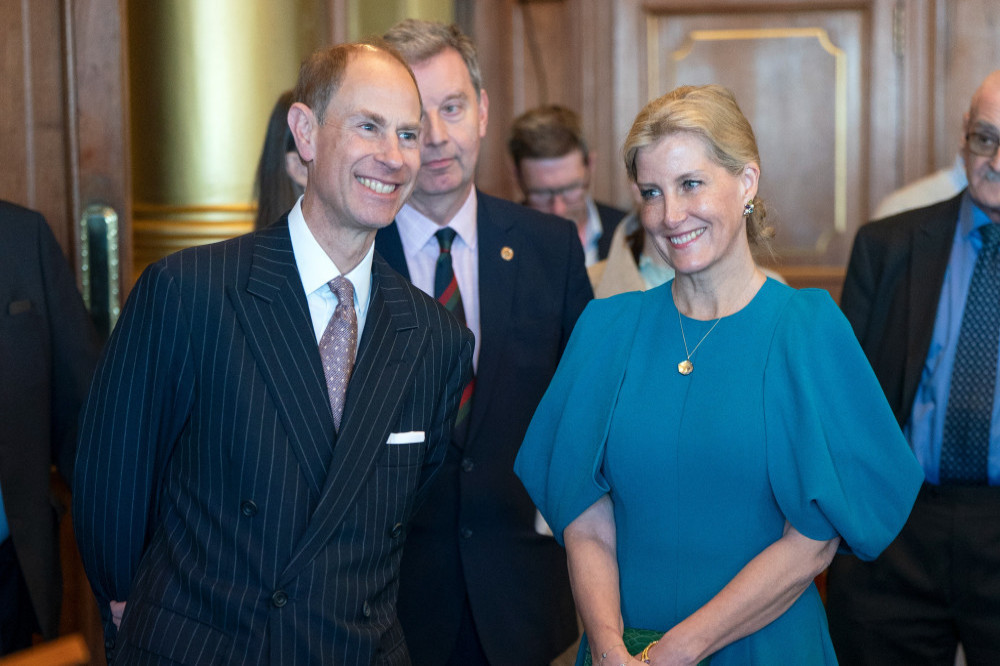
466 0 1000 294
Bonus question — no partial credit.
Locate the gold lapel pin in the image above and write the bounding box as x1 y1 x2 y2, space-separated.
501 246 514 261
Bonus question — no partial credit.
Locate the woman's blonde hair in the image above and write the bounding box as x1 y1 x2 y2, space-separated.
623 84 773 249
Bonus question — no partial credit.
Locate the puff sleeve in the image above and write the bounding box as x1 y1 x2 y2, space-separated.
764 289 923 560
515 293 643 545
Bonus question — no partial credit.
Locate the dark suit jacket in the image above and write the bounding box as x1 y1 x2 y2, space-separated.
0 202 98 639
375 191 593 665
595 201 628 261
74 217 473 665
839 192 963 424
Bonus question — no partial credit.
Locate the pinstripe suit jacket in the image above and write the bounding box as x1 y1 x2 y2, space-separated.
74 217 473 665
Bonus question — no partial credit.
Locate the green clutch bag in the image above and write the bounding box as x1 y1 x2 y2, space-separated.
582 628 711 665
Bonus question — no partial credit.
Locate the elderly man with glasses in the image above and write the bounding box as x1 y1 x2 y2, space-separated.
827 69 1000 666
508 105 626 266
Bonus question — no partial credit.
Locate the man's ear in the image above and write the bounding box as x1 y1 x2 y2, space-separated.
477 89 490 139
287 102 318 163
285 150 309 188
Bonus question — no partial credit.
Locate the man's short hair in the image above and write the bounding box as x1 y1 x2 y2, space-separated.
507 105 590 168
293 40 419 122
382 19 483 97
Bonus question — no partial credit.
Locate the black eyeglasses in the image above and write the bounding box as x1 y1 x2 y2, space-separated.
525 181 588 207
966 130 1000 158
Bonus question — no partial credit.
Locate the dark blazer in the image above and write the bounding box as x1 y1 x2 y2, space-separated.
0 202 99 639
838 192 963 424
74 217 473 665
376 191 593 665
595 201 628 261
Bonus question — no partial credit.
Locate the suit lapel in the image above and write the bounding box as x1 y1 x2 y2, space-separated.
226 219 335 496
467 193 518 446
904 194 964 409
280 255 427 583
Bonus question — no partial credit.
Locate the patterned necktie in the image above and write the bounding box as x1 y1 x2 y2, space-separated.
319 276 357 432
434 228 466 326
434 228 475 435
940 222 1000 485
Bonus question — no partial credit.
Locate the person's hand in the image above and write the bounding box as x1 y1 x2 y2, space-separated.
109 600 126 629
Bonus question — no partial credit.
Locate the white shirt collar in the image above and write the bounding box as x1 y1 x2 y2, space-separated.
396 188 479 252
287 196 374 314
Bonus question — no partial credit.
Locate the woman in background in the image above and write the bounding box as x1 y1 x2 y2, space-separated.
515 85 923 665
253 90 307 230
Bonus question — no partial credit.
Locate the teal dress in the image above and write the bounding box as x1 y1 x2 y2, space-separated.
515 279 923 665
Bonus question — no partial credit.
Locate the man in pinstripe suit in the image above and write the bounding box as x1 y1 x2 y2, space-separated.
74 42 473 665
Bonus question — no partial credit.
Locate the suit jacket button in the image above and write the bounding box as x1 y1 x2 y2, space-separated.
105 638 115 650
240 500 258 517
461 457 474 472
389 522 404 538
363 601 372 617
271 590 288 607
460 527 473 539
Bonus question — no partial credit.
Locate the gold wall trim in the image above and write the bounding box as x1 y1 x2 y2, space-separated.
132 203 255 281
646 23 849 255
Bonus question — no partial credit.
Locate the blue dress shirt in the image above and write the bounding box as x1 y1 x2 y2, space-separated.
906 193 1000 484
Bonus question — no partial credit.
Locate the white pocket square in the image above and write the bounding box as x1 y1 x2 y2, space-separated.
386 431 425 445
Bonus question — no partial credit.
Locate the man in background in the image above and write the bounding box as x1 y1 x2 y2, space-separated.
507 104 626 265
0 201 99 653
74 42 472 665
378 19 592 665
827 69 1000 665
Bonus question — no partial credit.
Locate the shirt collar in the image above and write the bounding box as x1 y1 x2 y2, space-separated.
583 196 603 243
396 188 479 252
287 196 374 312
960 191 995 248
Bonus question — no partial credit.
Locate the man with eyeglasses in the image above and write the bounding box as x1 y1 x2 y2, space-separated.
827 69 1000 665
508 105 627 266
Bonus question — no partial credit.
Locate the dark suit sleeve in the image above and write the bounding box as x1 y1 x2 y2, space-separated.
74 261 195 624
32 217 101 485
840 224 880 340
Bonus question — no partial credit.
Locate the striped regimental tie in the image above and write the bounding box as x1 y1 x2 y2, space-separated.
435 228 475 438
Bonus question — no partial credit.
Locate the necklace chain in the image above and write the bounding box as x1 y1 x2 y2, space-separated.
677 309 722 375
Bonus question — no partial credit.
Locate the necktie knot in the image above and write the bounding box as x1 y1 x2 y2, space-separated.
329 275 355 306
979 223 1000 252
436 227 458 254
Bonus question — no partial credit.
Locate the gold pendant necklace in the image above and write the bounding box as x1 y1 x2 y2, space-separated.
677 308 722 375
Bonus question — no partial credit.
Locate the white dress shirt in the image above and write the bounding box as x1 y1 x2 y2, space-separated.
287 197 373 348
395 188 481 369
581 197 605 267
